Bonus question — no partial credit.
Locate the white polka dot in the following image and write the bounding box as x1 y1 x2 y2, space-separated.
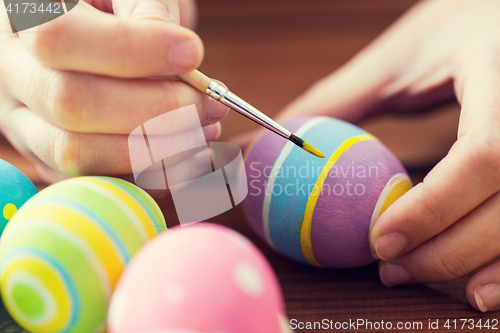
108 289 128 329
233 262 265 297
164 284 186 304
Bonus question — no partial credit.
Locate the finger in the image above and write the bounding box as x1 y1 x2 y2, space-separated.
378 191 500 286
178 0 197 29
34 162 72 184
467 260 500 313
3 106 130 175
2 106 221 176
35 162 175 201
1 39 228 134
34 149 218 201
454 46 500 138
372 133 500 261
371 59 500 261
18 1 203 77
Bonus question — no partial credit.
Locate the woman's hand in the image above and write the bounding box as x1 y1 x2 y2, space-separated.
277 0 500 312
0 0 228 183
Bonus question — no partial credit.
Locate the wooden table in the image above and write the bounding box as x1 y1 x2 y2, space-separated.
1 0 497 331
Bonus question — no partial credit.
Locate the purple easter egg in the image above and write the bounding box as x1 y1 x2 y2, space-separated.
241 117 412 268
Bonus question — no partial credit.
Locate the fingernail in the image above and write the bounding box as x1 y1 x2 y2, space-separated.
379 262 411 287
169 40 201 70
474 284 500 312
132 1 173 22
375 232 408 261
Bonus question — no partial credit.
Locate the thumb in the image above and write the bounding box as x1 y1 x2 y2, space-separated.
113 0 180 23
109 0 204 74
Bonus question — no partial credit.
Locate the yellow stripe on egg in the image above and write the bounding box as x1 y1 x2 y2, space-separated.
72 178 157 240
2 256 71 332
10 204 125 290
368 173 412 258
69 178 148 241
299 134 377 267
263 118 328 249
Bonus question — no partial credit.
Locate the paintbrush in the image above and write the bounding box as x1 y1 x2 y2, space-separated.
178 70 325 158
77 0 325 158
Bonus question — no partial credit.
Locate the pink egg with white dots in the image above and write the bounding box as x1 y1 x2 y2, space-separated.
107 223 292 333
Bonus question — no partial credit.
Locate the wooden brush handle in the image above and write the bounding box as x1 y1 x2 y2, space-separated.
177 70 212 93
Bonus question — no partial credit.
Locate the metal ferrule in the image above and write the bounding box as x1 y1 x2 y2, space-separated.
206 81 291 139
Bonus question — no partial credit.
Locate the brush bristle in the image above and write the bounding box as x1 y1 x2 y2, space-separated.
289 134 325 158
302 141 326 158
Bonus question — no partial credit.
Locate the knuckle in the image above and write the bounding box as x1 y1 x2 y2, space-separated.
44 72 84 131
53 130 85 176
411 183 445 227
429 239 470 281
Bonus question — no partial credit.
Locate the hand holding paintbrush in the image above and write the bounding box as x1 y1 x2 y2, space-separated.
78 0 325 158
1 0 225 182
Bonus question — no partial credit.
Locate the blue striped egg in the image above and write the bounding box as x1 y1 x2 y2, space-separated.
242 117 411 268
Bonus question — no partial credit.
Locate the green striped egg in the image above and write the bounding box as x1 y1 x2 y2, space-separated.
0 177 166 333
